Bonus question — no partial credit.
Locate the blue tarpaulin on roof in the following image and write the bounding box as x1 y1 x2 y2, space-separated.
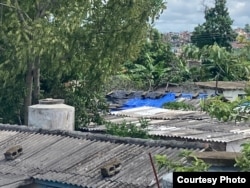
181 93 193 99
122 93 175 109
121 92 208 109
199 93 208 99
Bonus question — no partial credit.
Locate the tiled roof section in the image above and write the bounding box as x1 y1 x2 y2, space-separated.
99 107 250 144
194 81 247 90
0 124 203 188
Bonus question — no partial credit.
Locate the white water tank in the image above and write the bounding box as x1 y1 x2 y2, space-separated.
28 98 75 131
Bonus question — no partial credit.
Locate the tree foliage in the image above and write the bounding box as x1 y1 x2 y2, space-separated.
235 142 250 172
162 101 195 111
155 150 210 172
123 28 188 90
244 24 250 33
183 43 250 82
105 118 149 139
191 0 237 49
201 95 250 123
0 0 166 127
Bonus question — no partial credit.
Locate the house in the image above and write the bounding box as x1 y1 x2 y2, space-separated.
0 124 207 188
194 81 248 101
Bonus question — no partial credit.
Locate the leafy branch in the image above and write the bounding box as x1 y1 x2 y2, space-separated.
155 150 210 172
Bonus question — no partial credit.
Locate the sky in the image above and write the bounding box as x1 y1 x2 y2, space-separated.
153 0 250 33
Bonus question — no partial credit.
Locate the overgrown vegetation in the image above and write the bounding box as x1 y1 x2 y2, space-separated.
155 150 210 172
162 101 195 111
200 95 250 123
105 118 149 139
235 142 250 171
155 142 250 172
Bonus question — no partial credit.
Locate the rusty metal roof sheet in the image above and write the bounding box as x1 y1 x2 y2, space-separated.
0 124 203 188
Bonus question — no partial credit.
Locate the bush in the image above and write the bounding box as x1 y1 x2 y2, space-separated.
162 101 195 111
105 118 149 139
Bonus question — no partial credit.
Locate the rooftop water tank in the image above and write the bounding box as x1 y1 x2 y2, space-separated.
28 98 75 131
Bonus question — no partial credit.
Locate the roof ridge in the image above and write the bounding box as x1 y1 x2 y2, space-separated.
0 124 207 149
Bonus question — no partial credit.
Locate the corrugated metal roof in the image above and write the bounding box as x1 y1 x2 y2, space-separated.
0 124 203 188
99 107 250 144
0 174 30 188
111 106 209 120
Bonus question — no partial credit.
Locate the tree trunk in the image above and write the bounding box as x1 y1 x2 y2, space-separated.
24 61 34 125
33 56 40 104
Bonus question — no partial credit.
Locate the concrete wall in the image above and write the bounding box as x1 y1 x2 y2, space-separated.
201 88 245 101
223 90 246 101
226 138 250 152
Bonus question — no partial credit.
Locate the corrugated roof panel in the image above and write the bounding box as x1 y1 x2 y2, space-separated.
0 130 18 142
110 106 209 120
0 124 234 187
101 107 250 145
31 144 193 188
0 174 29 187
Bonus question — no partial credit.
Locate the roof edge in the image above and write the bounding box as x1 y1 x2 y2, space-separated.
0 124 208 149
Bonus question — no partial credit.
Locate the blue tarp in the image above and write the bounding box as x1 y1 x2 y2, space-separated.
122 93 176 109
198 93 208 99
180 93 193 99
121 92 208 110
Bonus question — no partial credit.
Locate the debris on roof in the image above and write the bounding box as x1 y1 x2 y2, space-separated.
100 158 122 178
4 145 23 160
106 90 208 110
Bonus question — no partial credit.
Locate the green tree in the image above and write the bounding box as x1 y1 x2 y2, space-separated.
0 0 166 126
183 43 250 82
200 44 249 82
191 0 237 49
124 28 186 90
244 24 250 33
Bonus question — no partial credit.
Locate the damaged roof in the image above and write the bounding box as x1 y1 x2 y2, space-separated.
106 90 206 111
0 124 204 188
94 107 250 151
